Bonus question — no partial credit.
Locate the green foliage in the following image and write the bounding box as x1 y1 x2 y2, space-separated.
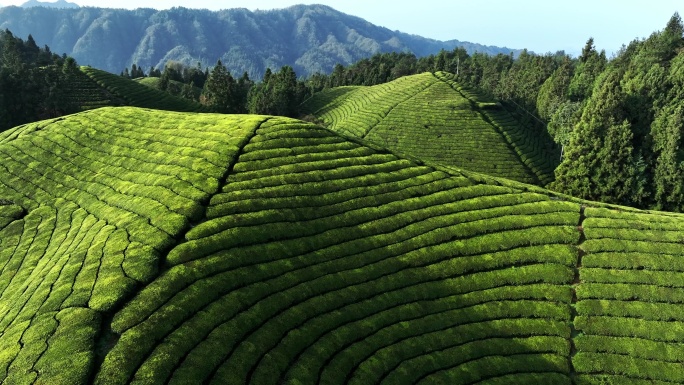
568 38 607 101
551 68 647 205
96 118 583 384
650 52 684 211
549 14 684 210
547 101 581 150
297 13 684 213
0 29 80 132
248 66 305 117
536 58 573 121
200 60 239 113
574 206 684 384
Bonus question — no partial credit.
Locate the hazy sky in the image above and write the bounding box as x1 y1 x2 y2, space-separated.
0 0 681 56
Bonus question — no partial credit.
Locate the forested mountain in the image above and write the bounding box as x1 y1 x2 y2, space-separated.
0 4 521 78
20 0 79 9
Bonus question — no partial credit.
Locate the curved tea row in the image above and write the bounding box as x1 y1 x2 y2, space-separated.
575 207 684 384
99 119 580 384
0 107 682 384
0 108 261 384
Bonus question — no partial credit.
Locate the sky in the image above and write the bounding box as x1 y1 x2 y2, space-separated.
0 0 681 56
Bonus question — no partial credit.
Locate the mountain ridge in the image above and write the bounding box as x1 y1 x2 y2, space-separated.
0 4 523 77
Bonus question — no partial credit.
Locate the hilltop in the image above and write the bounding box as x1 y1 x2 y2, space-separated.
0 4 522 77
0 107 682 384
301 71 559 186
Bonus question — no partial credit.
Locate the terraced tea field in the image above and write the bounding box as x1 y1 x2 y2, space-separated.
80 67 206 112
137 77 203 100
301 72 559 186
62 69 126 110
51 67 205 114
575 208 684 384
0 107 681 384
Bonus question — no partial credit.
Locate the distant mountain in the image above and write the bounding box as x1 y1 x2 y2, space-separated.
20 0 79 9
0 4 522 77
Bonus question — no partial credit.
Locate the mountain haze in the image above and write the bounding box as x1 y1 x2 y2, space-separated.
0 4 522 77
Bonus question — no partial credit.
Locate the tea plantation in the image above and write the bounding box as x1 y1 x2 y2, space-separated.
62 67 206 113
136 77 203 101
0 106 682 384
301 72 559 186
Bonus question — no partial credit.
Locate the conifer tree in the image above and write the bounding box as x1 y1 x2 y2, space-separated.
235 71 252 113
180 82 197 101
434 49 447 72
201 59 237 113
651 51 684 210
536 56 573 121
652 104 684 210
568 38 606 101
553 68 646 205
552 69 624 199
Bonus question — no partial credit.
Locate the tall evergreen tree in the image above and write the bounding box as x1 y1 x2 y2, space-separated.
248 66 301 117
536 56 573 121
651 51 684 210
552 68 645 205
201 59 237 113
568 38 606 101
235 71 253 114
434 49 447 72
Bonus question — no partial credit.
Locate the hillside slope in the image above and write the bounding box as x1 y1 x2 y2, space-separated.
0 5 522 77
0 108 682 384
301 72 560 186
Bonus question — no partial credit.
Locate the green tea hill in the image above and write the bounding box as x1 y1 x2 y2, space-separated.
301 72 560 186
136 77 203 101
0 107 682 384
64 67 205 113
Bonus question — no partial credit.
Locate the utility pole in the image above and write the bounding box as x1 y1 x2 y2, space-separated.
456 56 460 76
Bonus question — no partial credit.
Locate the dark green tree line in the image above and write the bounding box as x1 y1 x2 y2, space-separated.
551 13 684 210
0 29 78 132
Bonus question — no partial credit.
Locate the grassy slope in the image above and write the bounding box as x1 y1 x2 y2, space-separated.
301 72 560 186
0 107 681 384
